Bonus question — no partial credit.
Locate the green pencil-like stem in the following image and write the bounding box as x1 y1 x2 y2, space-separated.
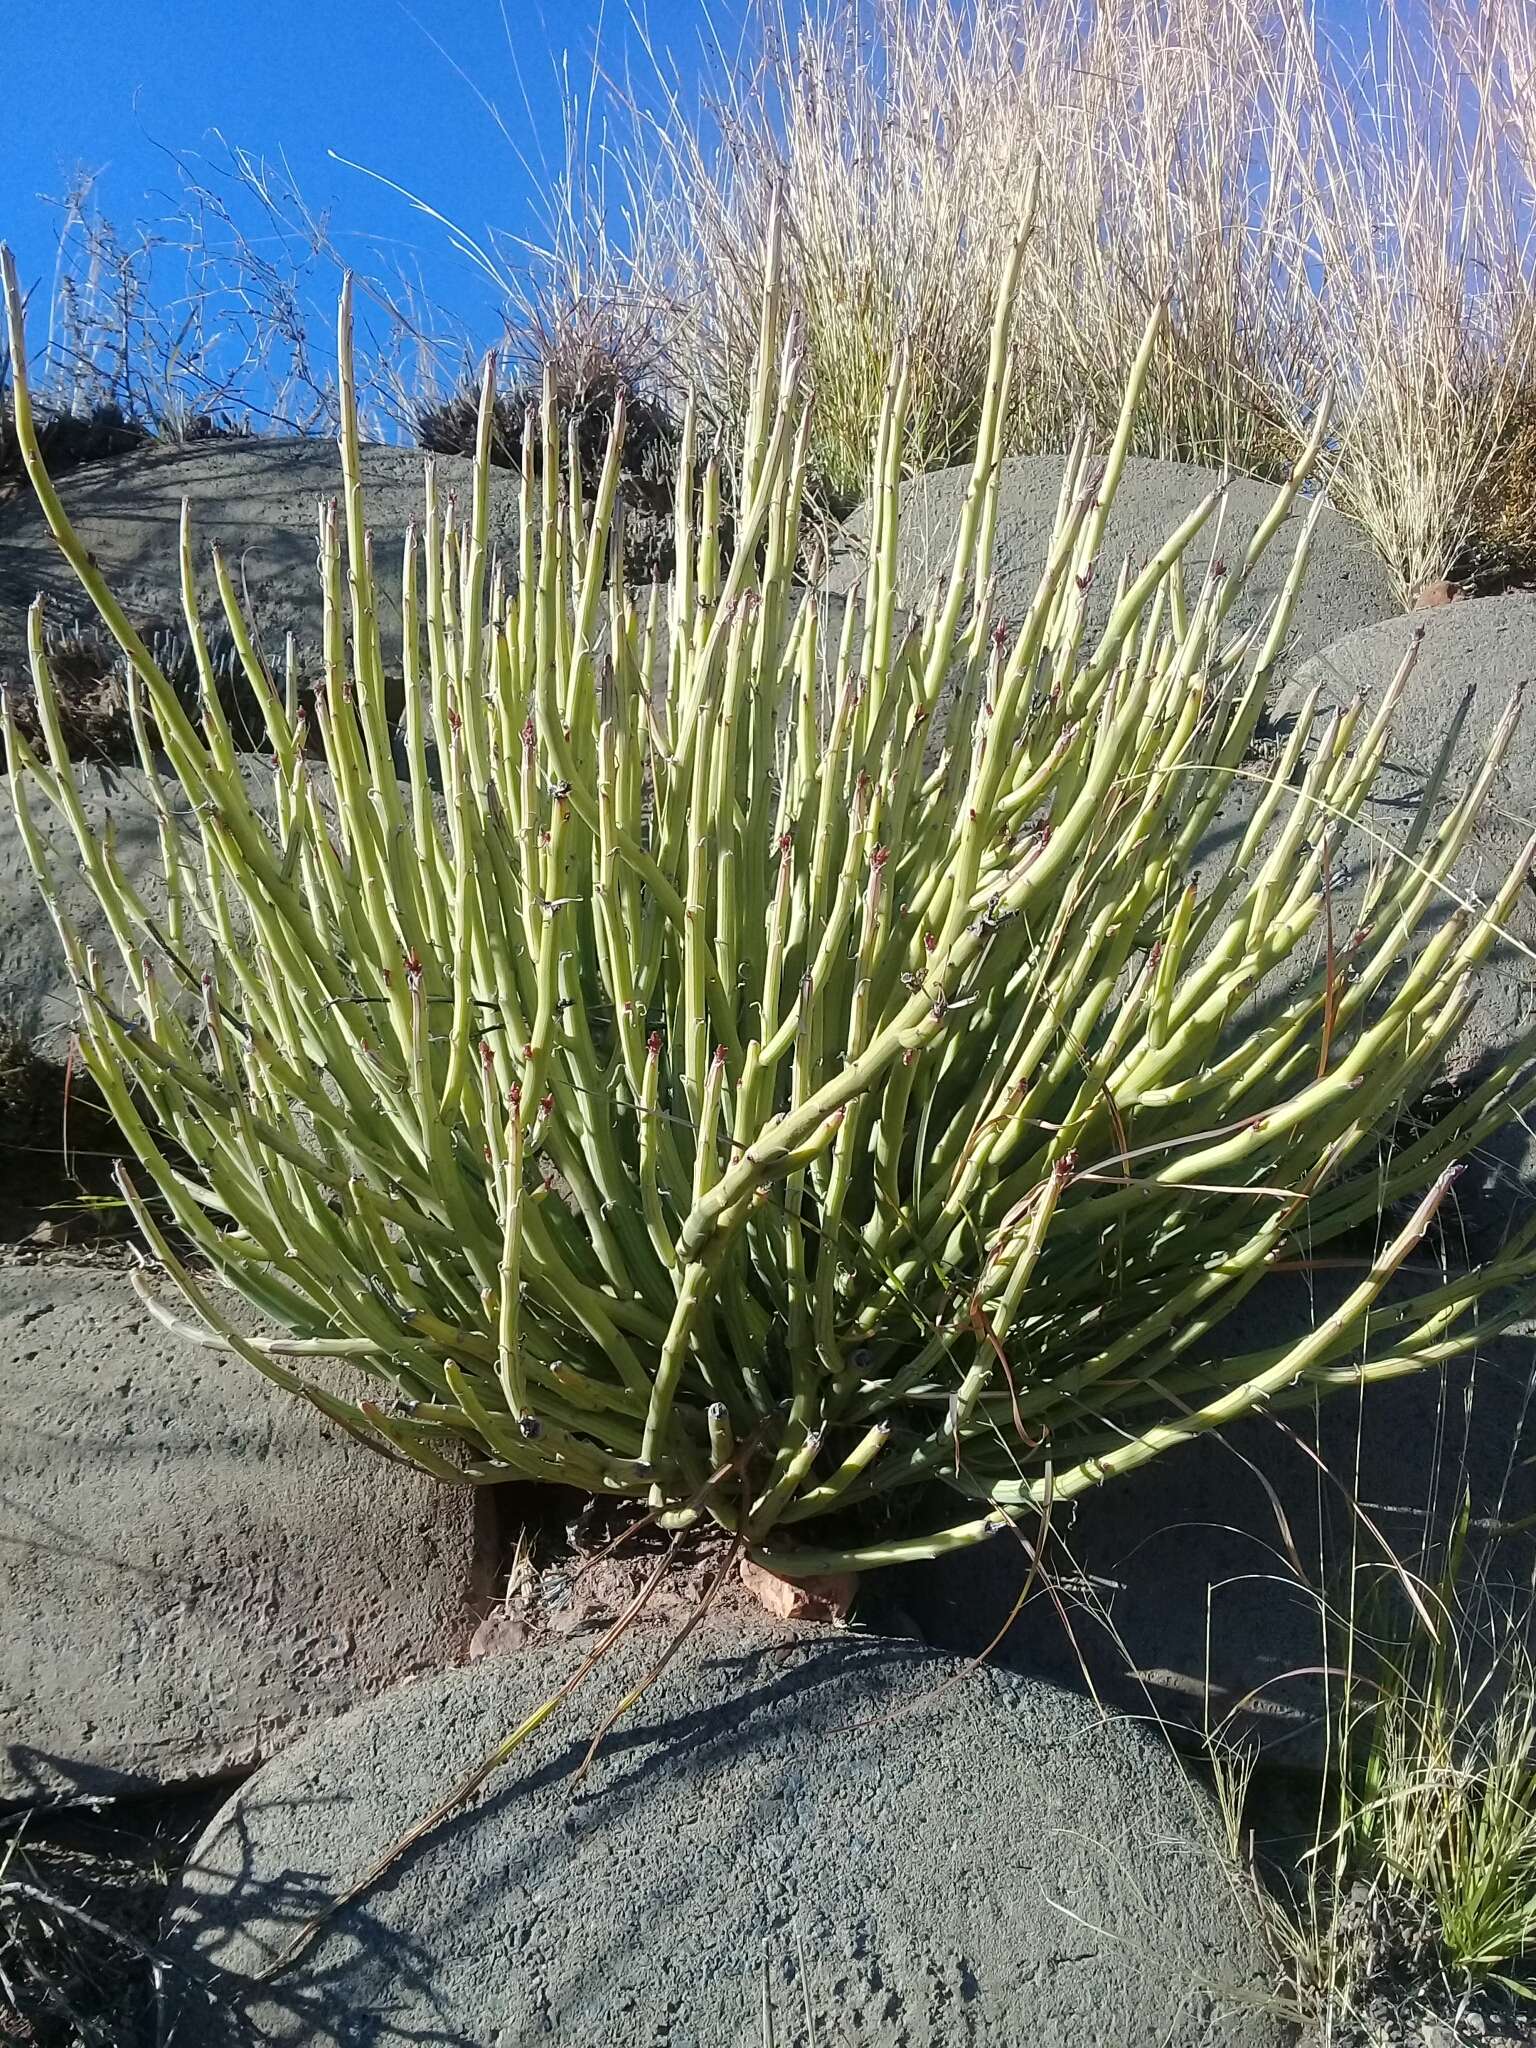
3 221 1533 1577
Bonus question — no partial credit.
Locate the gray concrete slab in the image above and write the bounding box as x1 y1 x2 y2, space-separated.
823 453 1399 672
159 1627 1287 2048
0 1260 494 1805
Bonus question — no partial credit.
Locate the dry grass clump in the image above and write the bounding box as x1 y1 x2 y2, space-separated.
10 7 1533 598
1458 388 1536 594
10 151 450 462
1258 0 1536 600
0 1797 223 2048
1 173 268 489
36 167 336 442
415 373 685 580
0 392 148 502
0 614 259 771
621 0 1034 506
0 1024 59 1157
606 0 1536 597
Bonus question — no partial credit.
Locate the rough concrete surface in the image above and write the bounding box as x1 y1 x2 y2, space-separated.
823 454 1399 672
0 1260 493 1804
0 439 519 694
159 1628 1288 2048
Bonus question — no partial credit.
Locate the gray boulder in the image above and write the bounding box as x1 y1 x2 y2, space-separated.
823 454 1398 671
861 1289 1536 1764
1280 594 1536 1131
868 599 1536 1762
159 1627 1286 2048
0 1262 493 1804
0 439 519 716
0 756 445 1057
1 762 188 1054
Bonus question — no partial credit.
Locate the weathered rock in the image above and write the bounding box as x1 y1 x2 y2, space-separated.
0 440 520 724
0 758 437 1058
0 1261 493 1804
1280 595 1536 1132
0 762 188 1054
823 453 1399 670
159 1628 1287 2048
860 1285 1536 1763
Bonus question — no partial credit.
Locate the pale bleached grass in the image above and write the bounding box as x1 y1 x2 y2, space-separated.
606 0 1536 592
24 3 1534 595
1255 0 1536 598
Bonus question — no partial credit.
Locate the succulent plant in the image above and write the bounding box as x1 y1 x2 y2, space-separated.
5 207 1536 1574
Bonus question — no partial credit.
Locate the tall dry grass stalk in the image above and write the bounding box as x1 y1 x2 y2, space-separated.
1258 0 1536 597
609 0 1536 591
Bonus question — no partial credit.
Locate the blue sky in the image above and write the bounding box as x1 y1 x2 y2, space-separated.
0 0 739 358
0 0 1386 403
